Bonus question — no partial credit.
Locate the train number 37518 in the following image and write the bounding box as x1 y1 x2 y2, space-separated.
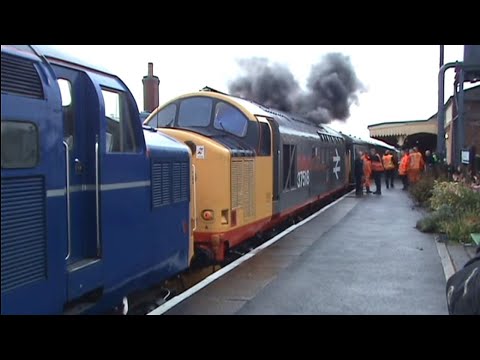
297 170 310 188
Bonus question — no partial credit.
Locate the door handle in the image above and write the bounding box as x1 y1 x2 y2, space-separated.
74 158 84 174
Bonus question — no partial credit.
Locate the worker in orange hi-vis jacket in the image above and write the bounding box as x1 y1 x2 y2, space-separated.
361 152 372 194
407 147 425 184
370 148 385 194
398 150 410 190
382 150 396 189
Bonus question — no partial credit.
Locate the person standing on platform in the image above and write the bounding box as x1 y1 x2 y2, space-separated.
431 151 440 179
354 150 364 196
398 150 410 190
407 147 425 185
370 148 384 195
425 150 434 175
361 151 372 194
382 150 396 189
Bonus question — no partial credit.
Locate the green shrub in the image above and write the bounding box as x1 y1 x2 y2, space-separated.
430 181 480 213
416 204 455 233
409 174 437 206
415 180 480 241
443 210 480 243
416 216 438 233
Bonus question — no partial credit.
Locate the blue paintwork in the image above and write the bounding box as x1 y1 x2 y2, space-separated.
1 45 67 314
52 65 101 269
1 45 192 314
68 260 103 300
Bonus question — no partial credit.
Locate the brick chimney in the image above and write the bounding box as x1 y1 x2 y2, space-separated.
142 62 160 112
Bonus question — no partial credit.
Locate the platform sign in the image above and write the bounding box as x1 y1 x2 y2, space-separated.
461 150 470 164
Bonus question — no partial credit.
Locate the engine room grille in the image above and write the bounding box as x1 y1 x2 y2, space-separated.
172 162 189 203
152 161 189 207
1 176 47 293
152 162 171 207
231 159 256 221
1 52 44 99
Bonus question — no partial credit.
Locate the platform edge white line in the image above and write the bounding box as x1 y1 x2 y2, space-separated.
435 238 455 282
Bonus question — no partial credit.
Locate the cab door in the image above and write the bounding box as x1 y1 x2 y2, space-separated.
96 83 149 288
256 117 274 219
51 65 103 301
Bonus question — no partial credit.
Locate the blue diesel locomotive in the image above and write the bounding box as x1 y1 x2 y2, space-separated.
1 45 193 314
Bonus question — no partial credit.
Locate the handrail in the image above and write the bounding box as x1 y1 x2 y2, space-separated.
192 164 197 231
95 136 101 257
63 140 72 261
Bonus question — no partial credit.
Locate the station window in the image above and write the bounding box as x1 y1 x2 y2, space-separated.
1 121 39 169
102 88 138 153
148 103 177 128
213 102 248 137
178 97 212 128
283 144 297 190
258 122 271 156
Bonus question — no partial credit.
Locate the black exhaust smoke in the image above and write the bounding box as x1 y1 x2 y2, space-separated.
228 53 365 125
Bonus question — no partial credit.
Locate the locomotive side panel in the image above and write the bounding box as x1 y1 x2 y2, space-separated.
1 46 67 314
1 45 194 314
276 127 347 216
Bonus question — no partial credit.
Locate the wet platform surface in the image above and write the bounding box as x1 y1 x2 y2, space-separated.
165 187 449 315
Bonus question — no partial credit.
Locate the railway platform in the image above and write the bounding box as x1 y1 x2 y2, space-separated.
149 188 460 315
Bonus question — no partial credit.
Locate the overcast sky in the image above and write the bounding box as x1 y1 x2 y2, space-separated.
49 45 469 138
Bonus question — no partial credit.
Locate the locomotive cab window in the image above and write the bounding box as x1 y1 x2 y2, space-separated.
213 102 248 137
258 122 271 156
102 88 139 153
178 97 212 128
148 103 177 128
58 79 72 106
58 79 74 148
1 121 39 169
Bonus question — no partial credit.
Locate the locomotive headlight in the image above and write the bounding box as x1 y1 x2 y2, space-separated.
201 210 214 221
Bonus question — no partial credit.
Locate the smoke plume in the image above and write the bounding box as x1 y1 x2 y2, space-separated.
228 53 365 125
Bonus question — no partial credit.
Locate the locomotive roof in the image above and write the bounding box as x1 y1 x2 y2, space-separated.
31 45 115 76
342 132 397 151
199 87 345 139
